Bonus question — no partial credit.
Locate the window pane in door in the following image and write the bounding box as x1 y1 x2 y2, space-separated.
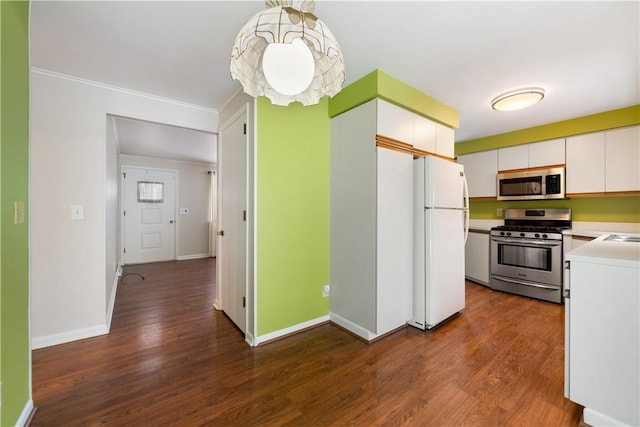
137 181 164 203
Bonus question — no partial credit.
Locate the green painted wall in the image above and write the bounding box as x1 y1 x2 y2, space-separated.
456 105 640 155
255 97 330 336
455 106 640 223
328 69 459 128
0 1 31 425
470 197 640 223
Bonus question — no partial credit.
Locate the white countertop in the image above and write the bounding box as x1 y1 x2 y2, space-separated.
567 234 640 268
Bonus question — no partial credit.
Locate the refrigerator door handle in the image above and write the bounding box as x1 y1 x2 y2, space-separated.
462 172 469 244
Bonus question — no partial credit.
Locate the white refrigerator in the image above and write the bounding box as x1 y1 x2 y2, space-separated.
409 156 469 330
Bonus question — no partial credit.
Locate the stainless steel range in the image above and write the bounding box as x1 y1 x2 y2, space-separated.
490 208 571 304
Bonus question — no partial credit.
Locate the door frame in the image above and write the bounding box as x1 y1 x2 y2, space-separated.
119 165 179 265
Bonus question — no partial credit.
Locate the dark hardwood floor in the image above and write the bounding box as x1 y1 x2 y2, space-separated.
32 258 583 426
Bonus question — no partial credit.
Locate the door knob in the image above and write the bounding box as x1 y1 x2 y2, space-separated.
217 230 224 236
169 220 175 224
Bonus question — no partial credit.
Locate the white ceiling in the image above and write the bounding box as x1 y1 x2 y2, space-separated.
111 116 217 164
30 1 639 163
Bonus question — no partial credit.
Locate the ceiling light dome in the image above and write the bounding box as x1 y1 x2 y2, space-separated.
230 0 345 106
491 87 545 111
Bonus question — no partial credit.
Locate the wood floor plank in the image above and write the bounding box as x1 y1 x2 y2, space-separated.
31 258 583 426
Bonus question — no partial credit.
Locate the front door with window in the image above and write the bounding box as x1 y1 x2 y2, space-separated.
122 167 177 264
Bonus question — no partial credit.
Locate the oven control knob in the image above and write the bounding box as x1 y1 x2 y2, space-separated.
542 234 548 239
535 233 540 238
506 232 511 236
520 232 525 237
500 231 505 236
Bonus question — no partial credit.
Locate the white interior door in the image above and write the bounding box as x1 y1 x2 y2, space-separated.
218 112 247 333
122 167 176 264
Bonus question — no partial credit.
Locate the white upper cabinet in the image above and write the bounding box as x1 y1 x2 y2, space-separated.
377 99 413 144
435 123 455 159
566 132 606 194
413 115 437 153
498 145 528 171
566 126 640 195
376 99 454 159
457 150 498 198
529 138 566 168
498 138 566 171
605 126 640 192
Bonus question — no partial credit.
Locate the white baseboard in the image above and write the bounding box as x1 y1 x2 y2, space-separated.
253 315 329 346
245 331 255 347
329 312 376 341
212 299 221 310
583 407 628 427
16 398 34 427
31 324 108 350
176 253 210 261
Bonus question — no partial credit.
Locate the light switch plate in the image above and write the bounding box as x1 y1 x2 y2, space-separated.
71 205 84 220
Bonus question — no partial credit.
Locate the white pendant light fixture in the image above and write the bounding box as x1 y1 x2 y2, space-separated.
230 0 345 106
491 87 545 111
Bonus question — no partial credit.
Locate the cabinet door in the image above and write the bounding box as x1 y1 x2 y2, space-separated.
376 148 413 335
566 132 605 194
413 115 436 154
377 99 413 144
457 150 498 198
498 145 528 171
529 138 565 168
569 259 639 425
464 231 490 285
435 123 455 159
605 126 640 192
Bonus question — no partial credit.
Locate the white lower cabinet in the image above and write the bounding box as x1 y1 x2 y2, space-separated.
330 99 413 341
464 231 490 285
565 239 640 426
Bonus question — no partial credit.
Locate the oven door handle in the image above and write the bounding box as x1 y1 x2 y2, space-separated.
490 237 562 247
492 275 559 290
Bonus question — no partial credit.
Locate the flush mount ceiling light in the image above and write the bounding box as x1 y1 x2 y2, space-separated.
491 87 545 111
230 0 345 106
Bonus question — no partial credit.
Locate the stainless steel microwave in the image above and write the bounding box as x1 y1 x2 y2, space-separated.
496 167 565 201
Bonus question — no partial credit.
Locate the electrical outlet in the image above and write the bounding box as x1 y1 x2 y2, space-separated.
14 201 25 224
497 208 503 217
322 284 330 297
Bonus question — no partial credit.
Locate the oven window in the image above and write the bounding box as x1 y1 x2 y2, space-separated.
497 243 551 271
500 177 542 196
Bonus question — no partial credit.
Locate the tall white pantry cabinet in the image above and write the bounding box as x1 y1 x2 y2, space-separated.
329 99 454 341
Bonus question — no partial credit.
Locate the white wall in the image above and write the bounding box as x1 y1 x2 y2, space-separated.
30 69 218 348
120 154 215 259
